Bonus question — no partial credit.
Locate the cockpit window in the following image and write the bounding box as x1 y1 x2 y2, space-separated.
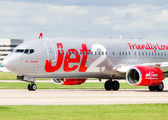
15 49 24 53
30 49 34 54
24 49 29 54
13 49 35 54
12 49 15 53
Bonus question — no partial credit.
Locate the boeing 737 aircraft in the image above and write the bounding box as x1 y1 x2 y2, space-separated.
2 34 168 91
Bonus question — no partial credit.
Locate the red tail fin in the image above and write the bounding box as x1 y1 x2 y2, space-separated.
39 33 43 39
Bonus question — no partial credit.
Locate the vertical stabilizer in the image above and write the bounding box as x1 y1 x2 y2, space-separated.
39 33 43 39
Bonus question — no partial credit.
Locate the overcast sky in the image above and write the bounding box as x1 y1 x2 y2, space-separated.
0 0 168 41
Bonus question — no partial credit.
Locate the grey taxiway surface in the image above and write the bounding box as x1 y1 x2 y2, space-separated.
0 79 168 105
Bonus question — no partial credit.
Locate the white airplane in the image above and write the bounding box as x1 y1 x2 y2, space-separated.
2 34 168 91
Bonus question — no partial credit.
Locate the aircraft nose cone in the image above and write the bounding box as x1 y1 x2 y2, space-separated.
2 56 16 72
2 58 11 69
3 55 23 75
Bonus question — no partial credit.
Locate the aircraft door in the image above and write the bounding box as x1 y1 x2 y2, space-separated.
44 42 56 62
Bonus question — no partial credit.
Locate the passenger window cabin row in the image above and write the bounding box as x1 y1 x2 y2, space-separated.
59 50 167 57
119 51 167 56
58 51 108 56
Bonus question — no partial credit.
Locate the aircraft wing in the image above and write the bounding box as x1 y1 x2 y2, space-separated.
113 65 133 73
113 62 168 73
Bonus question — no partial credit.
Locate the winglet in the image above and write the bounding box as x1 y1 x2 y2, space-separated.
39 33 43 39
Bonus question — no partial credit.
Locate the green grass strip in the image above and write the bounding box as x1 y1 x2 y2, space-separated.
0 104 167 120
0 82 147 89
0 72 17 80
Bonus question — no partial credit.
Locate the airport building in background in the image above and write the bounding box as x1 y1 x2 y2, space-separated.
0 38 23 67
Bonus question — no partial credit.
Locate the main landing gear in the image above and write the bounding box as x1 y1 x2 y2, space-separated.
148 82 164 91
104 80 120 91
28 83 37 91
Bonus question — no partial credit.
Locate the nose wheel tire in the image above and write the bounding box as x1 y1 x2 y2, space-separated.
28 83 37 91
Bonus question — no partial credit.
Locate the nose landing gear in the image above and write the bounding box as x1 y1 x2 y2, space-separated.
28 83 37 91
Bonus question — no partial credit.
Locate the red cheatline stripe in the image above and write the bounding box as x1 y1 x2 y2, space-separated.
30 61 39 63
25 61 39 63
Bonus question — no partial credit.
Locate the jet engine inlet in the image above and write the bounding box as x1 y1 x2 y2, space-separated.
126 66 163 86
52 78 64 84
126 67 142 85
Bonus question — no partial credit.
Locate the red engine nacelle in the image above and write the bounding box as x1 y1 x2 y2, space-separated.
52 78 86 85
126 66 163 86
